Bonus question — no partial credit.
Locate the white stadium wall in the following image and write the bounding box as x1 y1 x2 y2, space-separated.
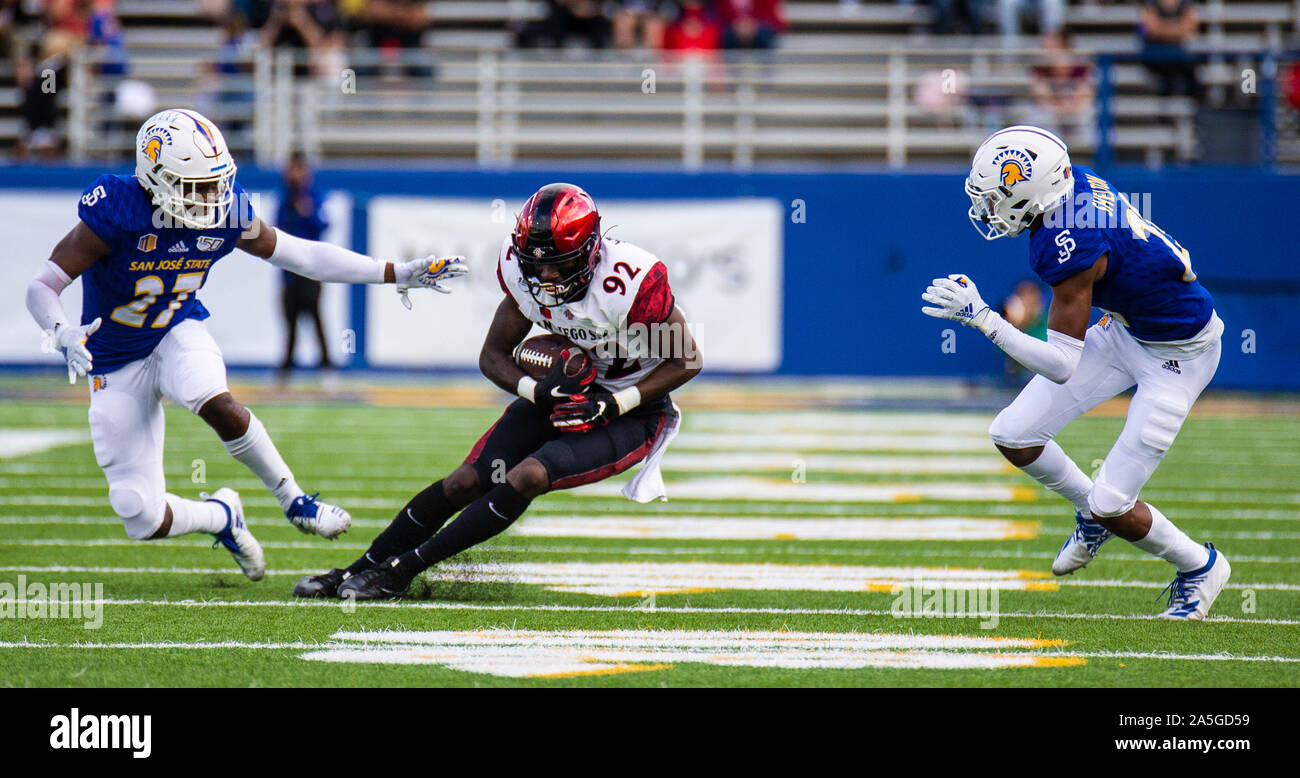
0 190 352 368
366 197 783 371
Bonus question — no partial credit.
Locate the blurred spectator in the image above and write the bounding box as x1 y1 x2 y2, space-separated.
41 0 89 60
998 0 1063 41
914 67 969 120
16 40 63 162
663 0 721 54
1283 61 1300 114
612 1 668 50
198 12 256 131
0 0 36 60
89 0 127 75
926 1 989 35
1026 31 1094 143
260 0 345 77
277 152 334 377
1139 0 1201 100
358 0 431 76
515 1 611 49
716 0 784 50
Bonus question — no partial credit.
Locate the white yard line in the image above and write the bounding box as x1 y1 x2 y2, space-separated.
3 537 1299 565
4 561 1298 593
0 429 89 459
659 452 1013 474
672 433 994 452
19 597 1296 625
574 477 1037 503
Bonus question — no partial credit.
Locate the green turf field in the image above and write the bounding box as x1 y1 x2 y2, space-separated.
1 390 1297 687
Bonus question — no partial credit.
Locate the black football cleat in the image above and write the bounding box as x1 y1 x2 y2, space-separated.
293 568 349 598
335 556 417 600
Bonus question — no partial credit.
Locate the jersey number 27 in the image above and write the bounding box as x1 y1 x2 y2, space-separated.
110 272 206 329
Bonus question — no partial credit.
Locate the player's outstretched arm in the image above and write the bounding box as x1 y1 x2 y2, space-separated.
26 223 110 383
238 218 468 308
921 264 1101 384
551 305 703 432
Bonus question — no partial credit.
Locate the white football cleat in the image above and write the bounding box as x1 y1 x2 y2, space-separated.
286 492 351 539
1158 543 1231 620
207 488 265 582
1051 511 1115 576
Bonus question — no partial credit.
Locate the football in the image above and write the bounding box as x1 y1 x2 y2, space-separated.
512 333 591 380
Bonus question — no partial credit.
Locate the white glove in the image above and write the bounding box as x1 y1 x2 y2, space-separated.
921 274 993 331
53 317 101 384
395 255 469 309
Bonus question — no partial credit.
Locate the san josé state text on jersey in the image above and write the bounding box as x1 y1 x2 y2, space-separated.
1027 164 1214 343
76 173 255 373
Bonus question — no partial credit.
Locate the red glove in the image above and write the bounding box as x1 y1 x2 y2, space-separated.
550 390 619 432
534 349 595 411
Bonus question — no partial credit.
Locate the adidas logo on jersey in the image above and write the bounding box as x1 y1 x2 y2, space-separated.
168 241 189 253
1162 360 1182 374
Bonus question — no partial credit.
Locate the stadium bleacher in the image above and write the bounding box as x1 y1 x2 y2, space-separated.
2 1 1296 167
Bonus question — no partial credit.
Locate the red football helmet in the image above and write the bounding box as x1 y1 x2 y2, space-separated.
510 183 601 306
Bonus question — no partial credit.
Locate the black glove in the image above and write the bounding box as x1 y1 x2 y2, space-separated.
550 389 620 432
534 349 595 411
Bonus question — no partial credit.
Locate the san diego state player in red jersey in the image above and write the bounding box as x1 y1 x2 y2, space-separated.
295 183 703 599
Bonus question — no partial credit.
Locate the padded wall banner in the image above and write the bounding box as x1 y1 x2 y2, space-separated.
0 190 352 367
365 196 784 370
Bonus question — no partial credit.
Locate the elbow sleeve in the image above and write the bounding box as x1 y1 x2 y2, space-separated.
267 228 385 284
983 313 1084 384
26 261 73 332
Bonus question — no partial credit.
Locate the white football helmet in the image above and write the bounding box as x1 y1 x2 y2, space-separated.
966 125 1072 240
134 108 237 230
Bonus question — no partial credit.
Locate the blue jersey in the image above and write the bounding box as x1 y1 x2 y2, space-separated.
77 174 255 372
1028 165 1214 342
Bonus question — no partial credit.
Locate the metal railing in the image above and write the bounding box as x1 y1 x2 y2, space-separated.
62 45 1284 169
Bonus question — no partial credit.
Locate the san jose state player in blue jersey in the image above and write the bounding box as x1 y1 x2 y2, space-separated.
920 125 1229 619
24 109 468 580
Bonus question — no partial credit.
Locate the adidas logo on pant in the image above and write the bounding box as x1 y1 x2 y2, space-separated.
1162 360 1181 374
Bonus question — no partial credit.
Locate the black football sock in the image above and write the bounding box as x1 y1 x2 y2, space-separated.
397 483 533 573
345 480 457 575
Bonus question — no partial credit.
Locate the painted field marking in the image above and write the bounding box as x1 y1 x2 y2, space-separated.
4 491 1297 511
2 636 1293 672
660 452 1013 475
4 537 1300 567
0 429 89 459
672 433 993 452
575 477 1038 504
302 628 1076 676
3 563 1297 592
510 516 1038 541
685 412 995 434
0 517 1038 544
25 597 1300 626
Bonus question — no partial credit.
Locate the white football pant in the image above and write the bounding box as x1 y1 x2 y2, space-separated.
87 319 230 539
988 316 1220 518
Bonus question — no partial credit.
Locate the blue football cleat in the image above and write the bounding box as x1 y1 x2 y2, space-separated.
1158 543 1231 620
287 491 351 539
207 488 265 581
1051 511 1115 576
